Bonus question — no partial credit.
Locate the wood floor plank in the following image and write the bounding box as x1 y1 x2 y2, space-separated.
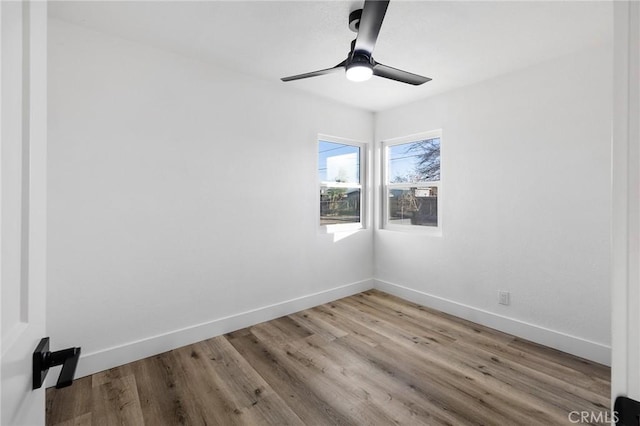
200 337 304 425
364 290 516 346
363 290 609 399
128 352 191 425
311 304 386 348
256 324 405 426
509 337 611 382
339 293 458 346
91 373 145 426
449 339 610 410
50 412 92 426
269 316 314 341
425 339 591 422
293 331 463 425
328 298 455 355
46 290 611 426
288 311 348 341
225 328 355 425
46 376 93 425
237 393 304 426
337 333 533 426
354 290 515 348
169 343 245 425
248 321 310 353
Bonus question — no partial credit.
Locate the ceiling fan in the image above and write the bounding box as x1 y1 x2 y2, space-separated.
281 0 431 85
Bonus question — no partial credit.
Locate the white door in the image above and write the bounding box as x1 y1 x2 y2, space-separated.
612 0 640 412
1 0 48 425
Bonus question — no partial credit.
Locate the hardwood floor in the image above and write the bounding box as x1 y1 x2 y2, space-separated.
46 290 610 425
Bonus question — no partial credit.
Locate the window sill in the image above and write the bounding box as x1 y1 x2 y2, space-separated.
380 225 442 236
321 223 365 234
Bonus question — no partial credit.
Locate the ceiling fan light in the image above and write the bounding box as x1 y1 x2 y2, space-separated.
346 64 373 82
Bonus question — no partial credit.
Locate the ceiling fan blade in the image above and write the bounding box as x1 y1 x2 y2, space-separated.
354 0 389 55
281 61 346 82
373 62 431 85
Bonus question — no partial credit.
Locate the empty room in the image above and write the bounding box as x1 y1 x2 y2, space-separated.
2 0 639 425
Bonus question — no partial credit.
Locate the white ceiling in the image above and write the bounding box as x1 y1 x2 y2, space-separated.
49 1 612 112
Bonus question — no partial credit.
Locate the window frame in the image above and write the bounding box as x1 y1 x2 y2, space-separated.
381 130 442 234
317 134 367 233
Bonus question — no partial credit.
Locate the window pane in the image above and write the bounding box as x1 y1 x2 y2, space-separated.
320 187 360 225
388 138 440 183
319 141 360 184
388 186 438 226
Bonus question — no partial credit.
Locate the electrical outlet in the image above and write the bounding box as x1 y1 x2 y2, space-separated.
498 291 510 306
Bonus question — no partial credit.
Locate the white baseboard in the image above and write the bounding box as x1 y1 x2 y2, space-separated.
64 279 374 383
50 277 608 388
374 279 611 366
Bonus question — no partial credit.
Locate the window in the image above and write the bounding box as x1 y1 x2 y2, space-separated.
318 137 364 231
382 131 441 231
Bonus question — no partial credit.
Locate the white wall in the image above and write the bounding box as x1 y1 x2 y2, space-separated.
47 19 374 377
374 46 612 365
48 16 613 376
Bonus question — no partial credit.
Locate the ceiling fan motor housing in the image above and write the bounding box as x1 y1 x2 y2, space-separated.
348 52 372 68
